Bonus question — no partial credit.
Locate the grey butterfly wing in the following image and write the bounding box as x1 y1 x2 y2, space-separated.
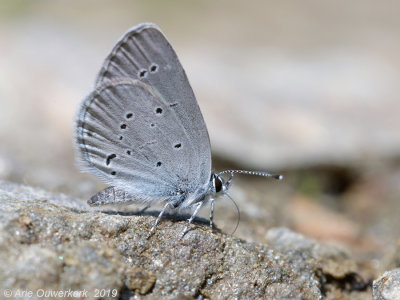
75 78 209 204
95 23 212 193
88 186 143 206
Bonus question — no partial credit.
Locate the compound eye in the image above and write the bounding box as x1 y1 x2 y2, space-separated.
215 176 223 193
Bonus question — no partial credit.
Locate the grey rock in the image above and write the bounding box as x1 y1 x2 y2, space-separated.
0 180 371 299
266 227 357 278
373 269 400 300
0 180 90 211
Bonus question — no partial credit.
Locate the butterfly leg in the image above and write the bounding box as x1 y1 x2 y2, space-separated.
138 204 151 213
180 202 203 239
147 202 171 239
209 198 215 230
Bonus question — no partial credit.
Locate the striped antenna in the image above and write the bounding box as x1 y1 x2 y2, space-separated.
216 169 283 180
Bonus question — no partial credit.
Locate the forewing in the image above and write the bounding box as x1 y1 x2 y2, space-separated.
75 79 206 201
95 23 211 192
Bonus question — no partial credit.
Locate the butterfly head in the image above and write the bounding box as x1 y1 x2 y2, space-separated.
212 173 233 195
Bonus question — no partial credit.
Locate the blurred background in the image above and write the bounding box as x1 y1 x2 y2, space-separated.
1 0 399 275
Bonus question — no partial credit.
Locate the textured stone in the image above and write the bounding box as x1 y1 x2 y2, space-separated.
373 269 400 300
266 227 357 278
0 180 371 299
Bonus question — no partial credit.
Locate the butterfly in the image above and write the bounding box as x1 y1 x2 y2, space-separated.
74 23 282 238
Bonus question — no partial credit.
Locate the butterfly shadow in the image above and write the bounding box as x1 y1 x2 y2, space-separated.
100 208 223 234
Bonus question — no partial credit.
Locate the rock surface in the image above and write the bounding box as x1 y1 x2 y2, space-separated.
373 269 400 300
0 180 373 299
